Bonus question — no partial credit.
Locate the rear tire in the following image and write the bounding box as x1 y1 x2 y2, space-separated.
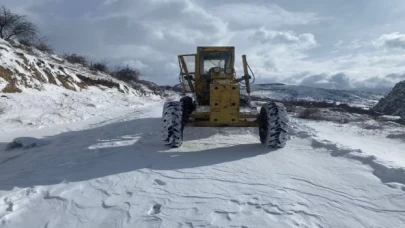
259 101 289 148
180 96 194 114
162 101 184 148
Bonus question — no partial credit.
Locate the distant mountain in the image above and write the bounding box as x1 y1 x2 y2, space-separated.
372 80 405 118
244 83 385 108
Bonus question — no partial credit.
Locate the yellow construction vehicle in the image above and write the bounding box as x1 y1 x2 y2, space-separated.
162 46 289 148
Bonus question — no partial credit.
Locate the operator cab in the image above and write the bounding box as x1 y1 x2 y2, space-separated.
196 47 235 103
178 46 237 106
199 50 234 76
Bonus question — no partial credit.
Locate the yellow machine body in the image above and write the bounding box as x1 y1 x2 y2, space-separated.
178 46 258 127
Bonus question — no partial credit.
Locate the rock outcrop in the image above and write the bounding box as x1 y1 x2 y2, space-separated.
372 80 405 118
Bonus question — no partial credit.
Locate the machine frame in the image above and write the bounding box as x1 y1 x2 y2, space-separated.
177 46 259 128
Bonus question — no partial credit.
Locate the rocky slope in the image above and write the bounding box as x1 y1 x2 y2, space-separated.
0 38 159 96
373 80 405 118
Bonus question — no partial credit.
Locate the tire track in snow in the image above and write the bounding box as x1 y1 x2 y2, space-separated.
134 165 329 227
0 187 40 222
0 154 23 165
226 197 323 227
292 117 405 192
311 138 405 193
143 168 395 214
31 178 138 228
135 144 404 227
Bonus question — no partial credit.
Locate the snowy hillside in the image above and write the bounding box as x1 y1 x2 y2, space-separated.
373 80 405 118
0 38 159 95
0 38 170 133
248 83 384 108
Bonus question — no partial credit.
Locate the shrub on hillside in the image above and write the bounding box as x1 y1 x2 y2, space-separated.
90 61 109 73
0 5 38 41
17 36 54 54
284 102 297 113
298 107 322 119
18 38 32 47
111 65 140 82
33 36 53 54
0 6 54 54
62 53 89 67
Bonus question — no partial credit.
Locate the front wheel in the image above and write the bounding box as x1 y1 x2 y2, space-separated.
162 101 184 148
259 102 289 148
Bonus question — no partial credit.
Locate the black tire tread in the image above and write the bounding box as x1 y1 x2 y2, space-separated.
162 101 183 148
259 101 289 148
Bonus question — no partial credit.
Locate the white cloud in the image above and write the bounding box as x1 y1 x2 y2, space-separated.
298 73 351 90
209 3 322 30
88 0 229 54
346 39 371 49
375 32 405 49
334 40 343 47
4 0 405 90
280 52 405 90
102 0 119 6
249 28 317 49
291 72 401 92
0 0 61 24
123 60 147 70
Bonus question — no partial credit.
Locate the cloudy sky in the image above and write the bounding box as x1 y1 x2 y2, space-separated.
3 0 405 91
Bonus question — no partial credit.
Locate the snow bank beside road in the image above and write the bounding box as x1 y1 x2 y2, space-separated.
0 84 165 142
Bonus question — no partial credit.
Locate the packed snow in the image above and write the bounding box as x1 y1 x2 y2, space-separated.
1 86 405 228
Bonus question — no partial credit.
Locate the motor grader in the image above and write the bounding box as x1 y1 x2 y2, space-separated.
162 46 289 148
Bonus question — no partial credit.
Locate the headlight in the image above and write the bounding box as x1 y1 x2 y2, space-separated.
225 68 232 73
213 67 220 73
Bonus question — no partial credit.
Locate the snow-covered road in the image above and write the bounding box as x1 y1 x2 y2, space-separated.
1 105 405 228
